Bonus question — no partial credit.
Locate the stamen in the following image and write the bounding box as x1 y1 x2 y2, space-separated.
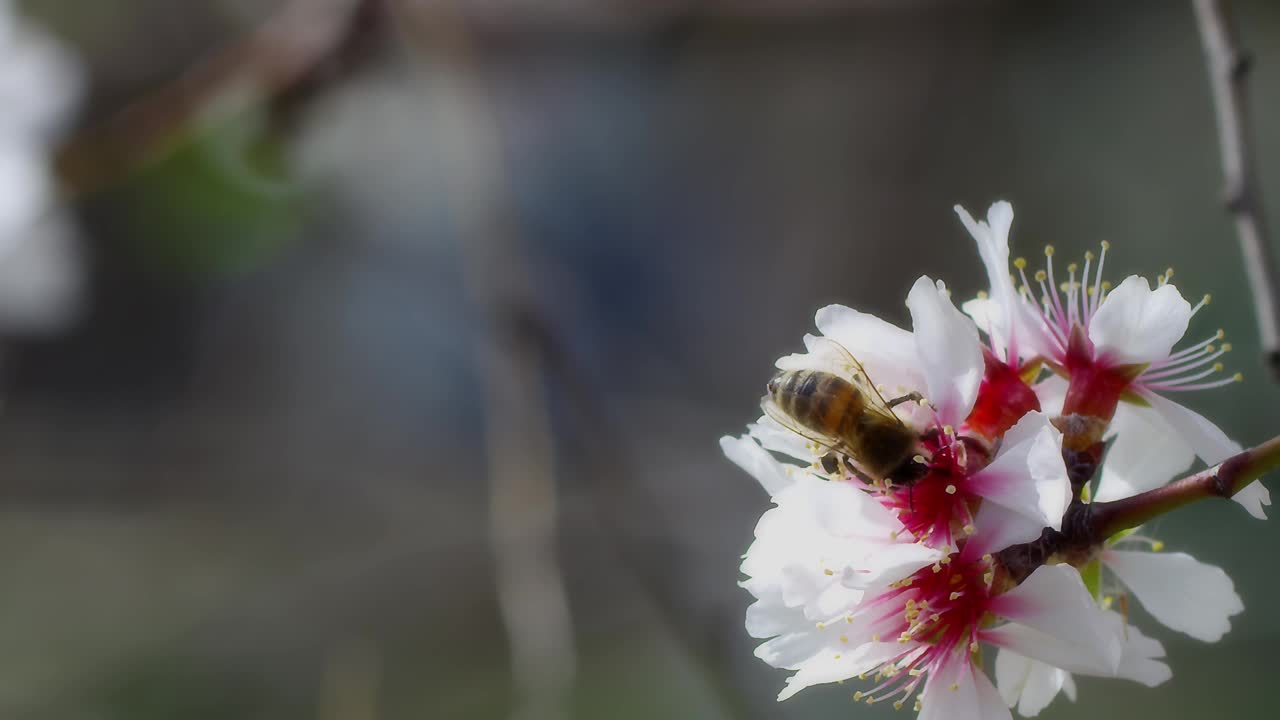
1191 294 1211 318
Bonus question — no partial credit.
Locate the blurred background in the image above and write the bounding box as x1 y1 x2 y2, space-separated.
3 0 1280 717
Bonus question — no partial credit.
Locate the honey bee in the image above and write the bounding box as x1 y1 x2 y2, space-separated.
763 337 926 485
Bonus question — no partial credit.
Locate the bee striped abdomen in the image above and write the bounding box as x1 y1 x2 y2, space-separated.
769 370 860 437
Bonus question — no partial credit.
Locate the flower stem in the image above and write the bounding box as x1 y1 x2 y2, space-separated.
1089 433 1280 538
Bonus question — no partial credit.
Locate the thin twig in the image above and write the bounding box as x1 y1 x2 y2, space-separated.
54 0 378 196
1193 0 1280 377
392 4 575 719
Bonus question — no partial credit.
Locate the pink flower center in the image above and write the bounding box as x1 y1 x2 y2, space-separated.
849 555 996 710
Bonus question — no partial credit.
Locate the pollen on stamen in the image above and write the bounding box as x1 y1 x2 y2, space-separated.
963 524 976 535
1044 245 1055 257
1151 541 1165 551
1034 270 1047 282
1234 373 1245 382
1014 257 1028 270
1222 343 1233 352
945 484 957 495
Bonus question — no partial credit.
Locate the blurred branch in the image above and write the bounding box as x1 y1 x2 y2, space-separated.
55 0 382 196
392 4 576 720
1193 0 1280 377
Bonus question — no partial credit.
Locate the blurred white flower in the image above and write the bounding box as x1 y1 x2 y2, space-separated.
0 0 84 333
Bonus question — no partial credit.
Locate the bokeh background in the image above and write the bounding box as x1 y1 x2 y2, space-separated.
5 0 1280 718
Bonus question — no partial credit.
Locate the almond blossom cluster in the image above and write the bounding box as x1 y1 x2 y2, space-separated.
722 201 1260 718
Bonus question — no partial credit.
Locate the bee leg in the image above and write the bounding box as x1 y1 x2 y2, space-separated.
886 391 924 409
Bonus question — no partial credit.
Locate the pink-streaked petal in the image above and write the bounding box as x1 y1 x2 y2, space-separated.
720 434 794 496
1095 402 1195 502
986 564 1121 674
1103 549 1243 642
1089 275 1192 366
906 276 985 424
967 411 1070 530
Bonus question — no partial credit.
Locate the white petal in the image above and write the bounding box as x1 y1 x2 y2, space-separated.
748 416 819 464
813 304 924 392
964 501 1048 558
906 276 984 424
919 657 1011 720
1089 275 1192 366
994 647 1030 709
1139 392 1267 518
987 564 1121 674
776 641 913 701
840 541 944 592
1095 401 1196 501
967 411 1070 530
1031 375 1067 418
1106 613 1172 688
994 648 1070 717
1104 550 1243 642
956 202 1016 358
1233 480 1272 520
721 435 794 496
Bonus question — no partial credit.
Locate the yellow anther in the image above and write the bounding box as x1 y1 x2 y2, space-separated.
872 633 880 642
945 484 957 495
1102 596 1114 609
982 554 993 563
950 591 963 600
1014 257 1028 269
1067 262 1079 273
1034 270 1048 282
1044 245 1055 257
1087 286 1097 296
824 569 835 576
1213 363 1225 372
970 642 980 653
943 425 955 436
940 556 952 565
1202 293 1212 305
1205 345 1216 354
932 563 942 573
894 700 905 710
1217 329 1226 339
949 682 960 692
816 622 825 630
1151 540 1165 552
834 654 842 659
846 616 853 623
909 668 923 677
1234 372 1245 382
1222 343 1233 352
963 524 976 535
840 635 849 643
1060 282 1072 292
1101 281 1112 290
976 290 989 299
984 571 995 585
913 454 926 464
951 574 964 585
854 691 864 701
1165 267 1175 278
1100 240 1111 250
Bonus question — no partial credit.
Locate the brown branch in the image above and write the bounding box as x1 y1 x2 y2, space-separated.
1087 433 1280 539
1193 0 1280 377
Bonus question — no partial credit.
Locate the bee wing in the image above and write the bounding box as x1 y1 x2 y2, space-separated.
759 395 849 458
806 336 908 426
